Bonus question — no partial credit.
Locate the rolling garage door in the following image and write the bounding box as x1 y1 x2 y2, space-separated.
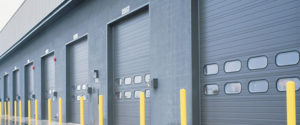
199 0 300 124
110 8 151 125
41 52 56 120
4 75 9 102
13 70 20 116
3 74 9 125
25 62 35 118
66 36 88 124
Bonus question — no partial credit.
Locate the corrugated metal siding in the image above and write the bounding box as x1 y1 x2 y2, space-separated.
111 9 151 125
41 53 56 120
0 0 64 56
24 62 35 117
66 37 88 124
200 0 300 124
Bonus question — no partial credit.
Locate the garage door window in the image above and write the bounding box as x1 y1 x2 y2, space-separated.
204 84 219 95
225 82 241 94
115 92 122 99
134 91 143 98
249 80 268 93
124 77 132 85
145 89 150 98
276 51 299 66
134 75 142 84
145 74 151 83
225 60 241 73
277 77 300 91
248 56 268 70
124 91 132 99
115 78 122 85
204 64 218 75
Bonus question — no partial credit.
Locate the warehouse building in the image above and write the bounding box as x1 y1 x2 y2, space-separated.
0 0 299 125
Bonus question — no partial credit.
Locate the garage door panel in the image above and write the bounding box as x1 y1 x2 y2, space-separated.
206 1 298 29
41 53 56 119
111 8 151 125
200 0 300 124
24 63 35 118
66 37 88 124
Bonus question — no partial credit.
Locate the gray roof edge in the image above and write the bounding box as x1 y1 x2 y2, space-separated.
0 0 26 33
0 0 76 61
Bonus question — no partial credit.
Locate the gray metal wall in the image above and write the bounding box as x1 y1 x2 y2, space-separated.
0 0 298 125
0 0 193 124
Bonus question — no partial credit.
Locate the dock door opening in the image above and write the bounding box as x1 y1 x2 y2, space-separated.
108 6 151 125
24 63 35 118
41 52 56 120
66 36 88 124
4 75 9 102
199 0 300 124
13 70 20 116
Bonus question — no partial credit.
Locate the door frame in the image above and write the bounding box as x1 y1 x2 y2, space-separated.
65 34 89 123
106 3 150 125
12 68 20 116
24 61 34 117
3 74 9 102
40 50 55 119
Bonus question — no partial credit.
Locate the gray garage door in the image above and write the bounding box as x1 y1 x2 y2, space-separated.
41 53 56 120
66 37 88 124
110 8 151 125
4 75 9 102
25 63 35 118
13 70 20 116
199 0 300 124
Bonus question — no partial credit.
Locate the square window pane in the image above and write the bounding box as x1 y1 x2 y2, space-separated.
204 84 219 95
276 51 299 66
225 61 241 73
145 90 150 98
115 78 122 85
124 91 132 99
204 64 218 75
115 92 122 99
249 80 268 93
134 76 142 84
124 77 132 85
225 82 241 94
248 56 268 70
277 78 300 91
134 91 143 98
145 74 151 83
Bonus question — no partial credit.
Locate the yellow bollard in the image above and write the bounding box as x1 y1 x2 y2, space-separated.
140 92 145 125
4 101 7 125
14 101 17 125
59 98 62 125
8 101 11 124
35 99 38 125
99 95 103 125
286 81 296 125
80 96 84 125
19 101 22 125
180 89 187 125
48 98 51 125
28 100 31 125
